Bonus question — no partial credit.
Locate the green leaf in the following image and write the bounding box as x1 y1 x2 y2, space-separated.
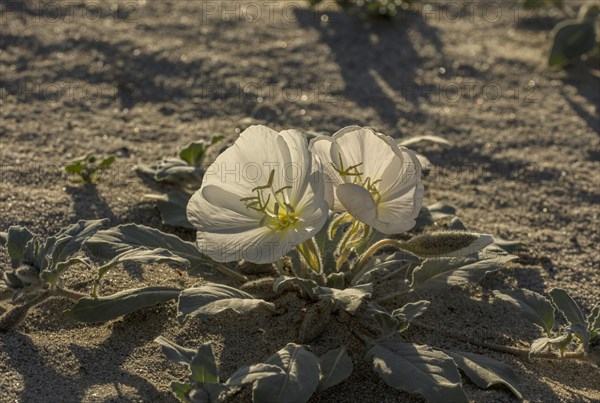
548 288 587 328
149 191 193 229
392 300 430 323
5 226 35 268
414 202 457 230
253 343 321 403
548 20 596 67
96 247 189 284
155 336 197 366
402 232 494 258
366 303 402 336
50 219 109 266
65 286 181 323
190 343 219 384
98 156 116 168
170 381 193 402
493 289 555 334
367 340 468 402
445 350 522 399
85 224 205 269
530 333 572 356
64 161 84 175
273 276 319 300
177 283 276 325
226 364 285 386
179 141 207 166
318 346 353 392
352 251 420 286
155 158 203 183
398 135 451 147
411 247 516 290
315 284 371 314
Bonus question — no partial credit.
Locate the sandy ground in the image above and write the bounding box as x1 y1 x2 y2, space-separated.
1 0 599 402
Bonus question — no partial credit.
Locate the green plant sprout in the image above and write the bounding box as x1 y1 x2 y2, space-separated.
64 153 116 183
522 0 599 67
136 135 224 228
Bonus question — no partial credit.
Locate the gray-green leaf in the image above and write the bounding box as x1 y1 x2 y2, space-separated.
367 340 468 402
149 191 193 229
548 288 587 328
318 346 353 391
85 224 205 269
530 333 572 356
411 247 516 290
155 336 197 366
253 343 321 403
66 286 181 323
493 289 555 334
315 284 371 314
548 20 596 67
177 283 276 325
190 343 219 384
5 226 35 268
226 364 285 386
273 276 319 301
392 300 430 324
97 247 189 282
445 350 522 399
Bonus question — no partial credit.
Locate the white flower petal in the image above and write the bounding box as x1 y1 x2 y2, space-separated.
277 129 311 206
336 183 378 226
310 136 344 211
377 182 424 232
202 125 281 194
187 187 259 232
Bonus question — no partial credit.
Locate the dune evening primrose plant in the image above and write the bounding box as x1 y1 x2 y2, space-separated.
311 126 424 235
186 125 329 267
4 124 570 403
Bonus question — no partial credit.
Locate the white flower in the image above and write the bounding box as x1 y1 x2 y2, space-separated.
310 126 424 234
187 125 329 264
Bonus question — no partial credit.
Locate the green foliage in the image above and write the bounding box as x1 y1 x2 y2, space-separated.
64 153 115 183
495 287 598 356
521 0 599 67
65 286 182 323
136 136 224 229
252 344 321 403
493 289 555 334
367 341 468 402
444 350 522 399
136 136 224 187
548 20 597 67
155 337 231 402
177 283 276 325
409 247 516 291
1 220 107 302
317 346 353 391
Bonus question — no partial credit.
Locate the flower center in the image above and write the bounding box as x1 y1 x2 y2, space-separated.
332 154 382 202
240 169 299 231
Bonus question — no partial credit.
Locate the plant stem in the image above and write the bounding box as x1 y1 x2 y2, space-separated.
51 286 87 300
411 321 592 362
353 238 408 277
208 259 249 283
